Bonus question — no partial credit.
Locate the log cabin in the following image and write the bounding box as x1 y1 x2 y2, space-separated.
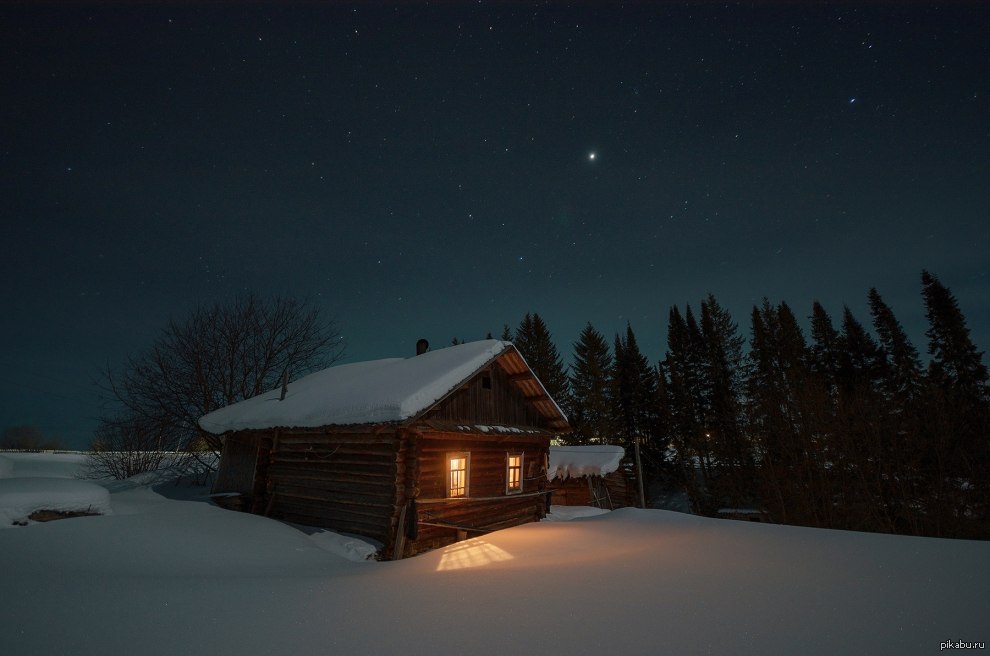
199 339 570 560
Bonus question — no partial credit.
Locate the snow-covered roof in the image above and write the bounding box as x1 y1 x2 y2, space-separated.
548 445 625 480
199 339 543 434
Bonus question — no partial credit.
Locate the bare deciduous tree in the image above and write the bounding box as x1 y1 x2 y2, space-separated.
83 415 182 480
97 294 344 467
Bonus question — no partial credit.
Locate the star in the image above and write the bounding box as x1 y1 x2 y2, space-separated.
588 152 596 161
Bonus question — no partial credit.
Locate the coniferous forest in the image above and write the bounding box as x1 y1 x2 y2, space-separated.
507 271 989 540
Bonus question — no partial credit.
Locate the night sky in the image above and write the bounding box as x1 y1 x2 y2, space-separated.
2 3 988 449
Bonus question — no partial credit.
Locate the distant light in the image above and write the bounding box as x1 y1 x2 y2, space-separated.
849 97 857 104
588 152 596 161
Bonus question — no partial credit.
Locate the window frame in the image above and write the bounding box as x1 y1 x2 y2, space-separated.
447 451 470 498
505 452 523 495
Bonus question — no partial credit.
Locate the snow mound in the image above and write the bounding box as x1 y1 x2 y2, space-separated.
307 529 379 561
548 445 624 480
0 477 111 527
543 504 611 521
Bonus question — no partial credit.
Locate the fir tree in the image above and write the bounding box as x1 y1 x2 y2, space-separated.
832 306 893 532
665 305 710 512
612 323 660 460
746 300 832 527
868 288 926 535
921 270 989 397
513 313 570 408
568 323 614 444
920 270 990 535
868 288 923 405
809 301 841 397
837 306 882 397
699 294 753 511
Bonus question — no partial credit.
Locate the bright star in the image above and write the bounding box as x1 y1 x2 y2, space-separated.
588 152 596 161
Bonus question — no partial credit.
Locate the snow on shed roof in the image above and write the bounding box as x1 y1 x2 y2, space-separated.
199 340 520 434
548 445 625 481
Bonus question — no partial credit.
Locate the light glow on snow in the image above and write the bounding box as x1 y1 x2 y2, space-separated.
436 539 515 571
1 453 988 656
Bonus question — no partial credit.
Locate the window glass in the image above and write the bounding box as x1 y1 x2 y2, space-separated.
506 453 522 493
449 453 469 497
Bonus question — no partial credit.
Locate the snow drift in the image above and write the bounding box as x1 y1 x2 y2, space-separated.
1 453 987 656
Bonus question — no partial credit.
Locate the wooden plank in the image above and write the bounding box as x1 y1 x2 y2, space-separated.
272 498 392 527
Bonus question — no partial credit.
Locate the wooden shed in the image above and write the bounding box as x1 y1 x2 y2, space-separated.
199 339 570 559
546 445 636 510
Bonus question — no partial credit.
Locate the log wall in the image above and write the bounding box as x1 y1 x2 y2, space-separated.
214 425 555 559
547 466 636 510
401 432 549 557
425 364 546 429
259 429 404 549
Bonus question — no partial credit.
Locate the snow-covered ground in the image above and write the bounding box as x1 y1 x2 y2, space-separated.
1 453 987 655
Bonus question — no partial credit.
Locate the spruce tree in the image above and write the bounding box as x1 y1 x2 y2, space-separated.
868 288 923 406
699 295 753 511
920 270 990 535
833 306 891 532
868 288 926 535
746 300 831 527
837 307 882 397
665 305 711 512
921 270 989 397
612 323 661 464
809 301 841 397
513 313 570 409
568 323 615 445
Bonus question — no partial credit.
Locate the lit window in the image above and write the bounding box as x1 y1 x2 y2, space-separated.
506 453 523 494
448 452 469 498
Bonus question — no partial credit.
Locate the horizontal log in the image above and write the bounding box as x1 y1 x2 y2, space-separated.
418 432 550 445
274 445 399 456
268 477 394 496
273 453 399 468
268 467 396 485
415 509 540 534
273 497 392 527
277 428 398 437
269 461 397 476
274 487 395 510
276 446 399 459
274 482 395 503
420 433 550 453
273 511 389 542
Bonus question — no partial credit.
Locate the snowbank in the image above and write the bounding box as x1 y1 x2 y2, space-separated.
307 528 379 561
0 477 111 527
1 453 988 656
543 504 611 521
548 444 624 480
